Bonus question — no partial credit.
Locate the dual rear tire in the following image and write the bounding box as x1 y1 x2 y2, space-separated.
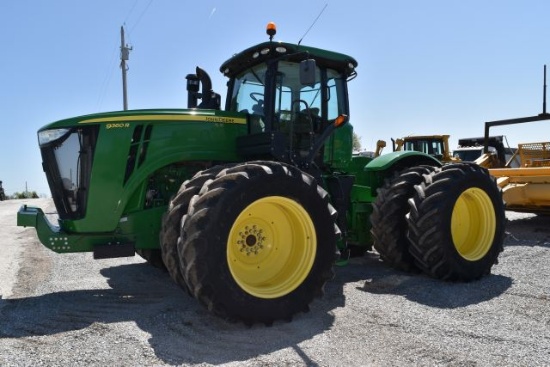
161 161 339 325
372 163 505 281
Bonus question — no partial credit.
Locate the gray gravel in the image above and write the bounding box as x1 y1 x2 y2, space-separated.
0 199 549 366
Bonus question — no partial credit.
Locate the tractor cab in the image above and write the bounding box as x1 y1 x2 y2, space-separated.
188 23 358 170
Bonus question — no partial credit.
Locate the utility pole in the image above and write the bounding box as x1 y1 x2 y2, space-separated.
120 26 132 110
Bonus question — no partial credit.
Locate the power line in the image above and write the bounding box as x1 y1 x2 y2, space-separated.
96 43 119 111
123 0 140 25
129 0 154 34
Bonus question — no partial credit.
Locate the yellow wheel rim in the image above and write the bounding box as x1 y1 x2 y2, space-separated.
451 188 496 261
227 196 316 299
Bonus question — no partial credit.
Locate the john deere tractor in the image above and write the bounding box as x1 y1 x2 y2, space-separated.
18 23 505 325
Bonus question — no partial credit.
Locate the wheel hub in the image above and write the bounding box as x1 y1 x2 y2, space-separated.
227 196 316 299
237 225 265 255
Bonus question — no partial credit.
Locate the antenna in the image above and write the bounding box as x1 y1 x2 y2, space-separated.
297 3 328 46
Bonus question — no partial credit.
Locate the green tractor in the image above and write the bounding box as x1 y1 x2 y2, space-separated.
18 23 505 325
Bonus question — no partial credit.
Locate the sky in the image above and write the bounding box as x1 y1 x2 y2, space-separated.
1 0 550 196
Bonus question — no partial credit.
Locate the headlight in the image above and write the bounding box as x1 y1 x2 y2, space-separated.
38 128 71 146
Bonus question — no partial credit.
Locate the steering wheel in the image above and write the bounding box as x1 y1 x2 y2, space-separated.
293 99 309 111
250 92 264 103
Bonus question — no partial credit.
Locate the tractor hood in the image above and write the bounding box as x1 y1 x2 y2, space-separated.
36 108 247 231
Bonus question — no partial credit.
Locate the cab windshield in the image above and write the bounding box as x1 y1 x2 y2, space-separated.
228 60 347 135
404 139 444 157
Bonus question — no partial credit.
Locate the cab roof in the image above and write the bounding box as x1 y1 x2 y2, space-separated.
219 41 358 78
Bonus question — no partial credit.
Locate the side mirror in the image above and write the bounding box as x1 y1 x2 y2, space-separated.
300 59 317 87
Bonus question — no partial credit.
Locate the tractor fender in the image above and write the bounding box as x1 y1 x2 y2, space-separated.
365 151 442 171
364 151 442 193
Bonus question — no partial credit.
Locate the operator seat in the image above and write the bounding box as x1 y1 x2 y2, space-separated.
249 99 265 133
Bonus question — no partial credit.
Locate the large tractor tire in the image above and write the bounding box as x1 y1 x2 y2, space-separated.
371 165 436 272
160 165 228 289
177 161 339 325
407 163 505 281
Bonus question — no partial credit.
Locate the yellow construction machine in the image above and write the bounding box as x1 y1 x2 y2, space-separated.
391 134 458 163
481 66 550 214
486 140 550 213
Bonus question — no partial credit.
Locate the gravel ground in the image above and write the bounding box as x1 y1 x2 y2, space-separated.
0 199 548 366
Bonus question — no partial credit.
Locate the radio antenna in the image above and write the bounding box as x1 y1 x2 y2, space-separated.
298 3 328 46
